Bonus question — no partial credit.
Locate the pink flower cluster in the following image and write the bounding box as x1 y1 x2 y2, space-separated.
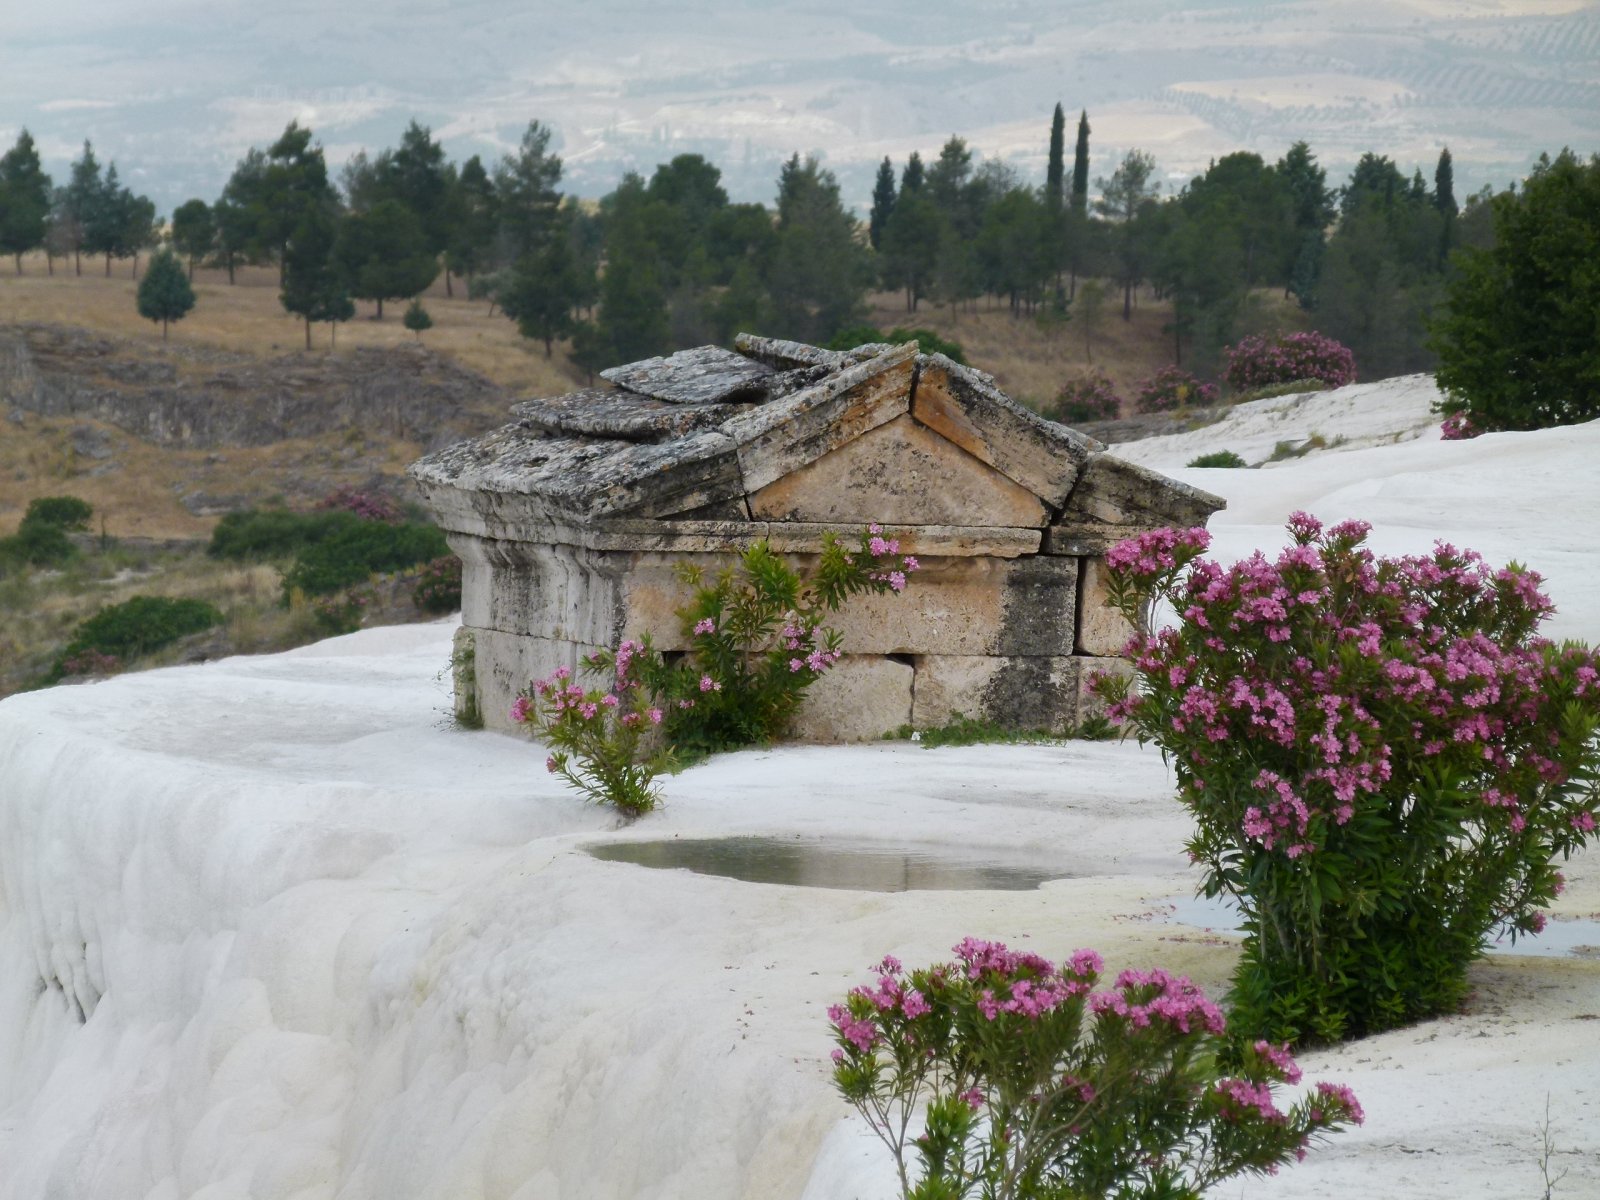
1102 512 1600 861
1440 412 1481 441
1135 365 1220 414
1089 968 1226 1035
1050 372 1122 424
315 486 402 523
1224 332 1357 391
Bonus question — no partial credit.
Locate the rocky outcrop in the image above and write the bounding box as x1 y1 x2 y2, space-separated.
0 324 512 451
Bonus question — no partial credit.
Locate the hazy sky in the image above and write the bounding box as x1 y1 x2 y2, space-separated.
4 0 1597 213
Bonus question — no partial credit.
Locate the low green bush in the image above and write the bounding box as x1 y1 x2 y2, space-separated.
0 521 77 569
208 508 359 560
280 520 449 599
1187 450 1247 468
827 325 967 364
57 595 224 671
0 494 95 571
23 496 93 531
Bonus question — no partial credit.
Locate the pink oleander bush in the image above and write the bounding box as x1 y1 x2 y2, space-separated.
1439 412 1482 441
1093 515 1600 1044
412 554 463 613
315 486 403 524
1223 332 1356 392
513 526 919 811
1048 373 1121 425
1134 365 1220 414
513 642 668 817
828 940 1363 1200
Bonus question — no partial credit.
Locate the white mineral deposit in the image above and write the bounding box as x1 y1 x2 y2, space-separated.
1 379 1596 1199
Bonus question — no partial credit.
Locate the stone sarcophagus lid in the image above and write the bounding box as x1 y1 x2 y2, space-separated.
408 335 1224 740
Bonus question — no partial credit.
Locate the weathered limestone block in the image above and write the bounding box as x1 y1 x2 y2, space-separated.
451 626 481 728
749 413 1049 527
409 421 747 522
787 655 913 742
912 356 1100 509
765 554 1077 658
467 628 609 732
1075 556 1142 656
911 654 1081 732
513 389 744 442
600 344 775 404
760 523 1041 559
1054 452 1225 531
721 342 918 493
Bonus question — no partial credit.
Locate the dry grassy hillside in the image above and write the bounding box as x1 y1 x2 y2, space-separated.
0 254 581 395
863 286 1309 407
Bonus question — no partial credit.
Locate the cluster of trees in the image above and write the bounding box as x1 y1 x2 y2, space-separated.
0 116 1579 397
0 133 158 277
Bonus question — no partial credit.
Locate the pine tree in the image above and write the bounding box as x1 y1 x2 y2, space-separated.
900 152 925 195
0 130 52 273
170 200 215 280
336 198 438 318
495 120 564 258
281 202 349 349
403 299 433 339
868 157 896 251
64 141 102 276
136 248 196 340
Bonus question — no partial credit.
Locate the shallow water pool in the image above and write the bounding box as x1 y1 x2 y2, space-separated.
585 835 1067 892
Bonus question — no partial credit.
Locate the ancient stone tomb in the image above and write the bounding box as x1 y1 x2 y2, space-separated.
409 336 1223 740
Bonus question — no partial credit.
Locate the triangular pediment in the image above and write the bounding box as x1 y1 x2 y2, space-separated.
748 412 1050 527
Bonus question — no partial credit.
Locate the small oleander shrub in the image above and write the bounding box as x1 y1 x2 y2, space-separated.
315 487 404 524
513 643 670 818
1440 412 1482 441
1187 450 1247 468
1048 373 1121 425
511 526 921 812
1093 515 1600 1045
1134 365 1219 413
1224 332 1356 392
412 554 463 613
828 940 1363 1200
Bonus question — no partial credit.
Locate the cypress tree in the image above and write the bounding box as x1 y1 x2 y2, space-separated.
868 157 896 251
1045 104 1066 215
1071 110 1091 216
1433 148 1457 217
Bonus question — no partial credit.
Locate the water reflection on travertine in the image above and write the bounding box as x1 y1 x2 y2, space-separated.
585 836 1066 892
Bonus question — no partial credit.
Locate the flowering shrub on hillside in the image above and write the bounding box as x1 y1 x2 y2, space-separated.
1224 332 1357 391
315 487 403 524
1094 515 1600 1044
828 940 1362 1200
412 554 463 613
1048 373 1121 425
514 526 919 811
1134 365 1220 413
